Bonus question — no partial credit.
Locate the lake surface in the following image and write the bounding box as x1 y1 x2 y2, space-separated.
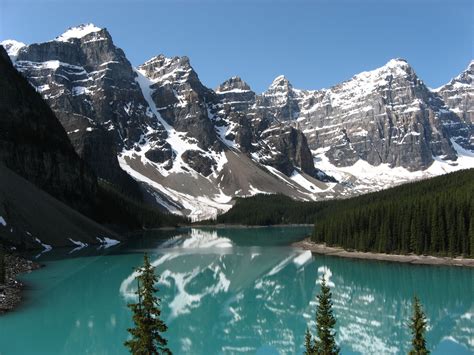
0 227 472 354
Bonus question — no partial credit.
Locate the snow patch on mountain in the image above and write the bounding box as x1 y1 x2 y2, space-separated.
312 140 474 197
68 238 88 253
290 171 321 192
126 69 229 178
0 39 26 61
34 237 52 252
118 155 233 221
55 24 102 42
96 236 120 248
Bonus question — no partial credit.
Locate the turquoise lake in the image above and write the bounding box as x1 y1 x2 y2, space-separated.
0 227 472 354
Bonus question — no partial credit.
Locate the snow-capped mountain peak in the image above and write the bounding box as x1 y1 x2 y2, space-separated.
216 76 252 93
436 59 473 126
385 57 409 66
454 60 473 84
382 57 412 73
0 39 26 60
349 57 413 85
468 59 474 70
55 23 103 42
268 75 292 91
138 54 194 85
5 24 473 221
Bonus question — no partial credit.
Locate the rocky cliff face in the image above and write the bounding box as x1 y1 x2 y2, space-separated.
0 45 122 248
138 55 219 149
214 76 334 181
3 25 473 220
3 24 328 219
135 55 222 176
263 59 470 171
4 24 155 197
0 45 96 212
436 60 473 140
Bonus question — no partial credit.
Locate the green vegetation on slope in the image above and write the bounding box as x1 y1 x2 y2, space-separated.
215 169 474 257
312 169 473 257
94 181 188 229
215 194 329 225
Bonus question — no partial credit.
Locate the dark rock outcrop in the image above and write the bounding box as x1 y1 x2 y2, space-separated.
436 60 473 145
181 150 215 177
138 55 220 150
214 75 325 179
275 59 470 171
7 25 157 198
259 125 334 181
0 45 96 212
3 25 472 219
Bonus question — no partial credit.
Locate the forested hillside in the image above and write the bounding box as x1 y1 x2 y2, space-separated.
95 181 188 229
215 194 329 225
215 169 474 257
312 169 473 257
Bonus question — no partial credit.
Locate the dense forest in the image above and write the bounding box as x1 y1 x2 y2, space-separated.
94 181 188 229
214 194 330 225
215 169 474 257
312 169 474 257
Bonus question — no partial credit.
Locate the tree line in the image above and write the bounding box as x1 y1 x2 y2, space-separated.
312 169 473 257
214 194 330 225
95 180 188 229
213 169 474 257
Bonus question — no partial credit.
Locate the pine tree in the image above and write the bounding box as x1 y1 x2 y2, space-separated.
469 219 474 258
0 244 5 285
304 328 315 355
314 276 339 355
408 296 430 355
125 254 171 355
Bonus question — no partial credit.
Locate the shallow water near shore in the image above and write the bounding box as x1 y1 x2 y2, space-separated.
0 226 472 354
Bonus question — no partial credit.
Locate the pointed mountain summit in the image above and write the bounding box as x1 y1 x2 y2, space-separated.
216 76 252 93
377 57 412 74
436 59 474 126
7 24 163 200
138 54 196 85
5 25 472 220
268 75 293 90
0 39 26 60
257 74 301 122
137 53 219 150
215 76 256 111
293 57 470 170
55 23 103 42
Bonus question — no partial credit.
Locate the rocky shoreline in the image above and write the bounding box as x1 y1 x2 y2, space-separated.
0 254 41 314
293 238 474 267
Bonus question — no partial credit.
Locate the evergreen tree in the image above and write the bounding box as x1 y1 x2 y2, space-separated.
314 276 339 355
0 244 5 285
469 219 474 258
304 328 315 355
125 254 171 355
408 296 430 355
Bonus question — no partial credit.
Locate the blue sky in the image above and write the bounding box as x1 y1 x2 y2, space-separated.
1 0 472 92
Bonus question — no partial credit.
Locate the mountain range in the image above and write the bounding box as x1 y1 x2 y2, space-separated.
1 23 473 222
